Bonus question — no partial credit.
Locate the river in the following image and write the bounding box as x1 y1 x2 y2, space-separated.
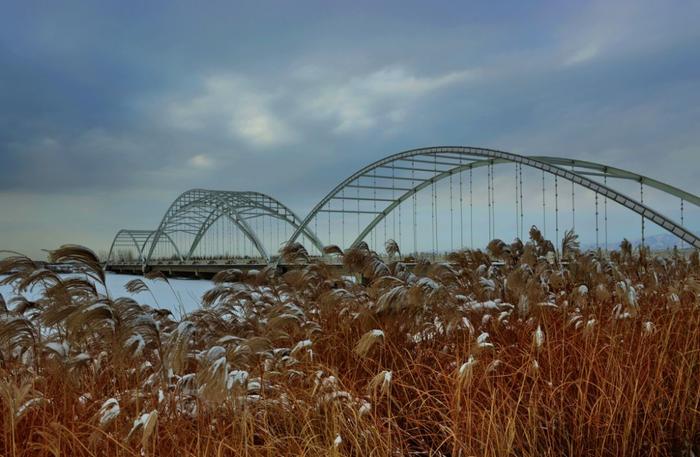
0 272 212 316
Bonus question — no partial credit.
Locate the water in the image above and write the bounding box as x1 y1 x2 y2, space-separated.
0 272 212 316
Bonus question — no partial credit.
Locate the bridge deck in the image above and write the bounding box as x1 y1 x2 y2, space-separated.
106 261 359 279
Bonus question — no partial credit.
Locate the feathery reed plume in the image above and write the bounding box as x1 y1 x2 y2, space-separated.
369 370 392 397
146 269 184 312
384 239 400 258
279 242 309 263
124 278 160 306
0 314 38 363
125 278 150 294
211 268 243 284
0 378 45 455
97 398 120 428
144 270 168 282
164 320 196 375
342 247 369 273
690 250 699 269
620 238 633 261
533 324 545 350
354 329 385 358
323 245 344 256
48 244 105 285
487 239 511 261
561 229 581 259
475 332 494 350
457 355 477 388
127 410 158 450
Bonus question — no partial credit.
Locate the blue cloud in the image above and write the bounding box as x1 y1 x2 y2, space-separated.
1 0 699 256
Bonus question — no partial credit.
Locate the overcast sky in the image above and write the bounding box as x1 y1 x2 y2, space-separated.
1 0 699 258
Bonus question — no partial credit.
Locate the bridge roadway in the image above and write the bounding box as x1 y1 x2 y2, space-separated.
105 247 686 280
105 260 419 279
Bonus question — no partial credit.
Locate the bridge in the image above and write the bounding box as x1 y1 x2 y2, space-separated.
106 146 700 277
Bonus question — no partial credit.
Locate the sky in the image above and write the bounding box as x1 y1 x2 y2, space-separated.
1 0 699 258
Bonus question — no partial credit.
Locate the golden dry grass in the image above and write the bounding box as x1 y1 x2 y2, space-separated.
0 228 699 456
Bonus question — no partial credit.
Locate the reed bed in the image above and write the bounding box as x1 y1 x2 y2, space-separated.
0 227 698 456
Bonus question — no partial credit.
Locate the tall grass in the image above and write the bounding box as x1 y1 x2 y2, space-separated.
0 229 699 456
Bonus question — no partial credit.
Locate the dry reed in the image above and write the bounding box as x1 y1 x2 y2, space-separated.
0 229 698 456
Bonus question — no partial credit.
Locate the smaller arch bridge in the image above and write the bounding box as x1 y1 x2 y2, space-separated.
107 189 323 269
145 189 323 265
105 229 182 266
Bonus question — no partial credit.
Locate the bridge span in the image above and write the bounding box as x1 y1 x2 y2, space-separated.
106 146 700 275
107 260 428 279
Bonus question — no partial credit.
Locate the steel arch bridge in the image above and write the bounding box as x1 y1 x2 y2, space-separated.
106 229 176 265
105 189 323 267
106 146 700 271
287 146 700 253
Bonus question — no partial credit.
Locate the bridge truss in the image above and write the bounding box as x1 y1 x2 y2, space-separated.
107 146 700 269
106 190 323 267
288 146 700 256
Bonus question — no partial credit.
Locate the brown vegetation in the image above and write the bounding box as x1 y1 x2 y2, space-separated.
0 228 699 456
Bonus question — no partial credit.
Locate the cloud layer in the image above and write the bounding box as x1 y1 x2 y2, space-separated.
1 0 699 256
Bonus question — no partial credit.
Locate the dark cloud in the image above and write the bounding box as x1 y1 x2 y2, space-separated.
1 0 699 256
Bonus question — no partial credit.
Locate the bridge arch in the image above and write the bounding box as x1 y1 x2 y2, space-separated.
105 229 182 267
144 189 323 267
287 146 700 251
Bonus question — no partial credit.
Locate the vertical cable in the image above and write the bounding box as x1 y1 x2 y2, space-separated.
555 175 560 252
604 174 609 252
515 164 520 239
491 161 496 239
357 178 360 241
487 162 492 240
432 154 437 259
460 157 464 248
384 215 387 251
398 183 402 251
491 162 495 239
285 220 289 251
470 166 474 248
595 192 600 250
681 198 685 250
268 215 272 258
392 163 396 240
640 181 645 248
372 169 377 250
450 172 454 252
542 170 546 238
412 158 417 256
519 164 524 240
435 158 439 257
571 164 576 231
